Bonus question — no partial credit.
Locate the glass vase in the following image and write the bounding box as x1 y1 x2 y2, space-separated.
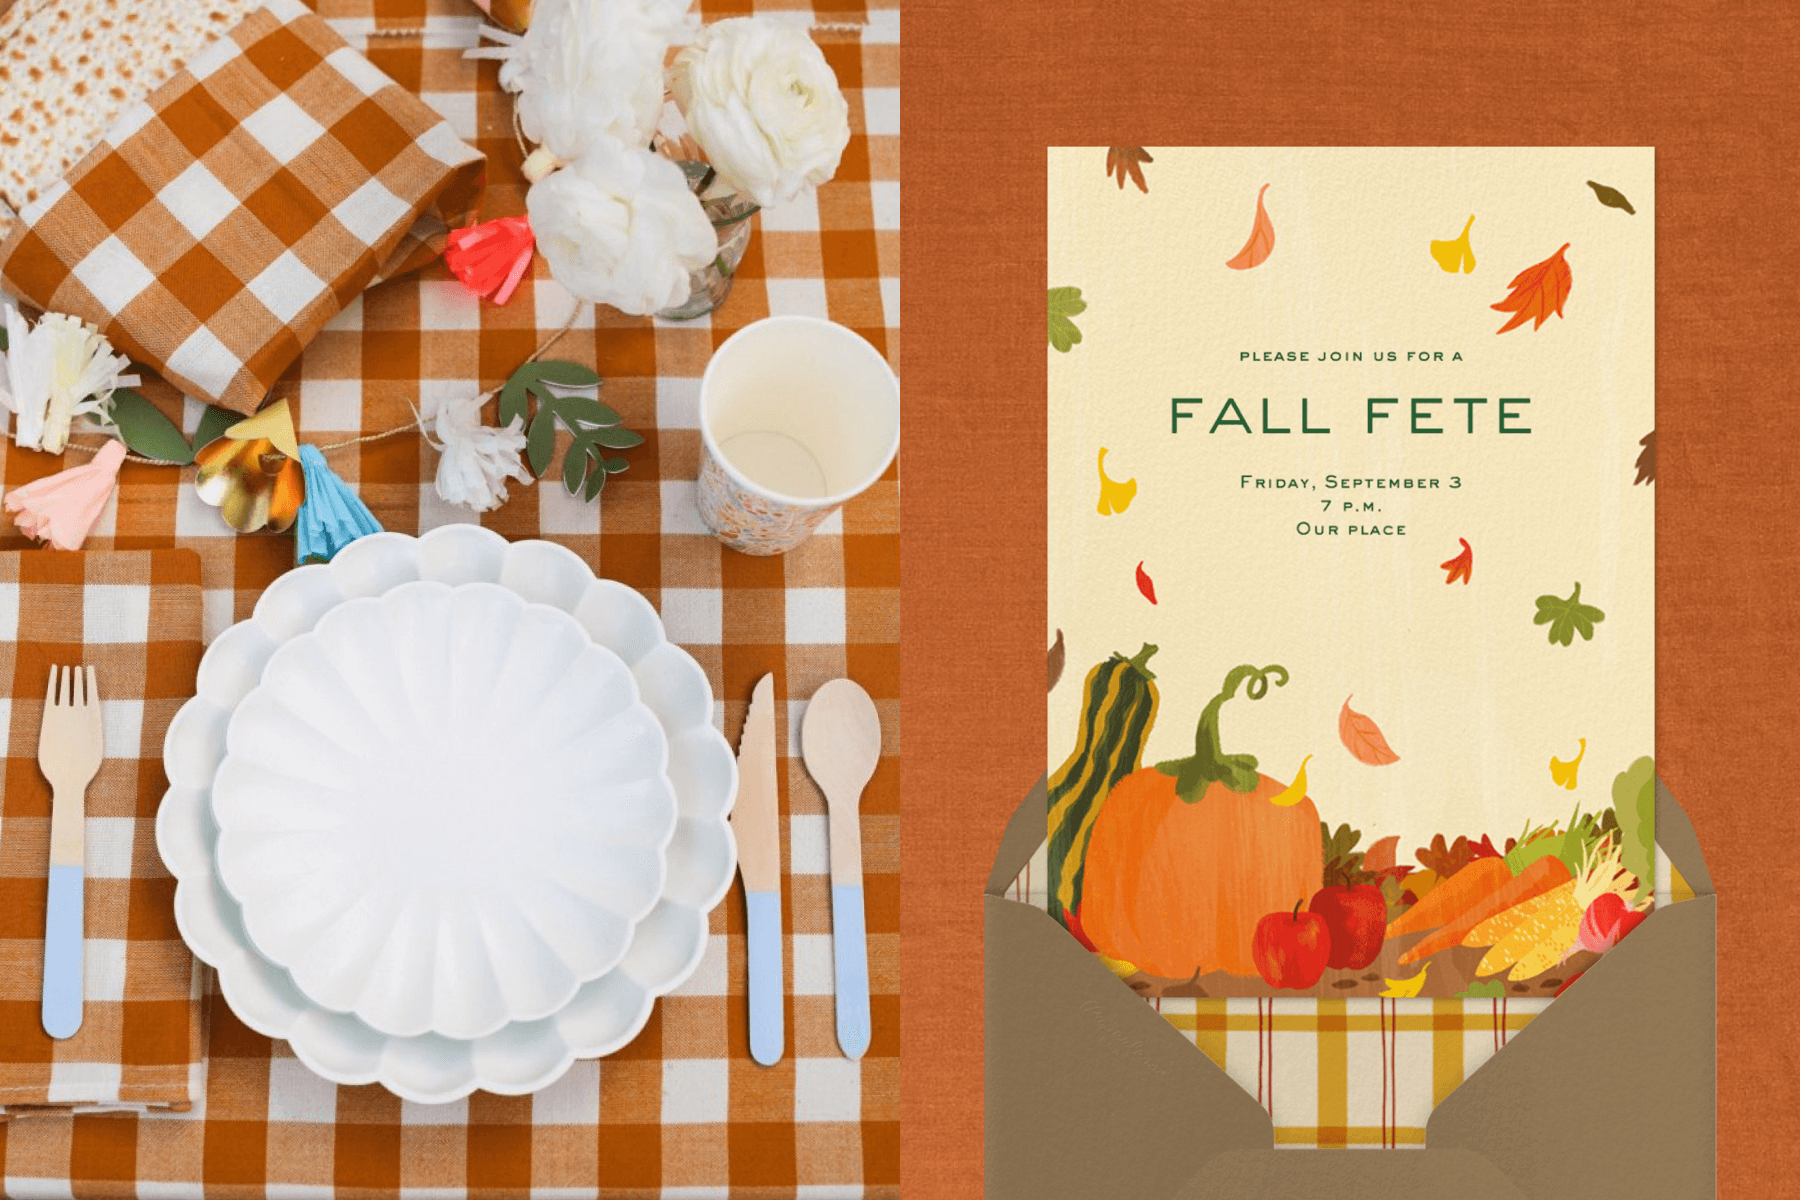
659 161 760 320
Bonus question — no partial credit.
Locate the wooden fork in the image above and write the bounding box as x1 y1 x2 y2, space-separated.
40 665 102 1040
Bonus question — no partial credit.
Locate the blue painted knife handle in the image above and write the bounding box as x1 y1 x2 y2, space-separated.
42 864 84 1039
832 884 870 1059
745 890 784 1066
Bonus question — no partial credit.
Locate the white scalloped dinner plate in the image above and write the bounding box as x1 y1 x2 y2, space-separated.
156 527 738 1103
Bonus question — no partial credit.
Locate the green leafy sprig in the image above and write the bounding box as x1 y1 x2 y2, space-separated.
499 361 643 501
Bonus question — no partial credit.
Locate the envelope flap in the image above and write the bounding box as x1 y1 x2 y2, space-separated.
1175 1149 1527 1199
1656 776 1713 895
984 895 1273 1200
1426 896 1716 1199
987 775 1049 896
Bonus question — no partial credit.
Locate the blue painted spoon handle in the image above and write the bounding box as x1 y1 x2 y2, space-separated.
832 884 869 1059
745 889 784 1066
42 863 84 1039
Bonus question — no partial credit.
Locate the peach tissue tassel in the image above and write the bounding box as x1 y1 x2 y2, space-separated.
3 440 126 549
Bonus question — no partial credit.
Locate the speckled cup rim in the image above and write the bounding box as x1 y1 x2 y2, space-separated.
697 315 899 509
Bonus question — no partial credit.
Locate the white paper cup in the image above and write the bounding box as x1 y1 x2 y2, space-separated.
695 316 899 555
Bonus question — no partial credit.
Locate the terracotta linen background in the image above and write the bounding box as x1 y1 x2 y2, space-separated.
901 3 1800 1197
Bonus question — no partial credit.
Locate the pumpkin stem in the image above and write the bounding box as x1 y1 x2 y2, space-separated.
1153 663 1289 803
1124 642 1159 679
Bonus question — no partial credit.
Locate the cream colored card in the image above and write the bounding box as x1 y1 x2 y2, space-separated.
1047 147 1653 999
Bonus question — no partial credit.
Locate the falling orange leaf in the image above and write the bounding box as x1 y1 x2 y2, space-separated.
1339 695 1400 766
1440 537 1472 585
1634 431 1655 486
1135 561 1157 605
1226 184 1274 270
1491 243 1572 333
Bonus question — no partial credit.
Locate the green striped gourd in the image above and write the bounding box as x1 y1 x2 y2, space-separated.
1047 644 1160 932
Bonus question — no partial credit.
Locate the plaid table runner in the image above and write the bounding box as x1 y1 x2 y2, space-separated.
1005 839 1694 1148
0 551 206 1119
0 0 898 1194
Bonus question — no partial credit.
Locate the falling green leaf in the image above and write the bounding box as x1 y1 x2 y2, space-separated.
194 405 239 452
1586 180 1635 215
107 389 194 463
1048 286 1086 353
1533 582 1605 646
1455 980 1508 999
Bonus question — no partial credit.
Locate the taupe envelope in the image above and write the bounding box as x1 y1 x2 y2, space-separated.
985 776 1715 1199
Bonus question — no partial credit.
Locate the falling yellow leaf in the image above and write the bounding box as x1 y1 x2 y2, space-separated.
1380 961 1430 998
1269 754 1312 807
1430 214 1477 274
223 398 302 461
1549 737 1586 790
1096 448 1137 515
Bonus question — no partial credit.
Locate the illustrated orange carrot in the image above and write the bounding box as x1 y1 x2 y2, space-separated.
1398 854 1572 965
1385 855 1511 939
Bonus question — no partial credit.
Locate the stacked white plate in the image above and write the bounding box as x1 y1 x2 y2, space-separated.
156 526 738 1103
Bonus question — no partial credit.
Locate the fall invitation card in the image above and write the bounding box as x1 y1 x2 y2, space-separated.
1046 147 1655 1000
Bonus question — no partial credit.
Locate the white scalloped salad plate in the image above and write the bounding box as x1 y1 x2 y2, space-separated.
157 526 738 1103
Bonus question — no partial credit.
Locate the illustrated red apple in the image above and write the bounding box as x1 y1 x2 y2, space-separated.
1309 884 1388 970
1251 901 1332 990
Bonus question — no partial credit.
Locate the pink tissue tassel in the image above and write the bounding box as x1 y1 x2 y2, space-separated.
4 440 126 549
444 216 535 305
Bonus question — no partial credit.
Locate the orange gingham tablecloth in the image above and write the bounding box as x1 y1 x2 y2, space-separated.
0 0 899 1194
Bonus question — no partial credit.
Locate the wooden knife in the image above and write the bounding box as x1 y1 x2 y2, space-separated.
729 674 783 1066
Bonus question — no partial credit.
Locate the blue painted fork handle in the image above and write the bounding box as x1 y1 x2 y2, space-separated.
832 884 870 1059
745 890 784 1066
42 864 84 1039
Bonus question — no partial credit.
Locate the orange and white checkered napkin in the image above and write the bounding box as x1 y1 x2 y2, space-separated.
0 0 483 415
0 550 205 1118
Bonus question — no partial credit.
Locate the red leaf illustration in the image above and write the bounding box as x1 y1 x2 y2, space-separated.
1225 184 1274 270
1339 695 1400 765
1135 561 1157 604
1363 835 1400 873
1440 537 1472 585
1491 243 1571 333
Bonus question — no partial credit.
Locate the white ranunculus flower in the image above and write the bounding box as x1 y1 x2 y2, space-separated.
474 0 695 169
526 141 717 315
670 17 851 209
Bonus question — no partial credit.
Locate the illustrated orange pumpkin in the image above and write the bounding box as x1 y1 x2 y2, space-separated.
1078 664 1322 979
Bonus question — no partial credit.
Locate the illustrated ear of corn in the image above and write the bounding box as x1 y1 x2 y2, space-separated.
1474 835 1639 981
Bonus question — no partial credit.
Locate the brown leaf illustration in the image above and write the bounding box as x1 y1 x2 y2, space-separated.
1586 180 1635 215
1634 430 1655 486
1047 629 1065 692
1225 184 1274 270
1105 147 1153 193
1491 243 1572 333
1339 695 1400 765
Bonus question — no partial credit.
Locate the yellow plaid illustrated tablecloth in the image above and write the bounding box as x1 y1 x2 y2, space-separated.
1007 840 1690 1149
0 0 899 1194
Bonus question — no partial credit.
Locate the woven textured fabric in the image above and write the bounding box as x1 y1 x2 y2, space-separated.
0 0 898 1193
1005 840 1693 1148
0 551 206 1119
0 0 485 415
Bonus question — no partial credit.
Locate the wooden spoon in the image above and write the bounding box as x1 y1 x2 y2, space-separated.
801 678 881 1058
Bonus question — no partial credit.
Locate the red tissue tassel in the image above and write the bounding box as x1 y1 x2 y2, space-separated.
444 216 536 305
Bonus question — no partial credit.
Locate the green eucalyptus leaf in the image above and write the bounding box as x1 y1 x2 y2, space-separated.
600 456 629 473
194 405 238 451
500 367 533 429
108 389 194 463
582 426 645 449
0 326 7 352
583 462 608 501
525 411 555 476
561 447 588 495
530 360 602 387
546 394 624 428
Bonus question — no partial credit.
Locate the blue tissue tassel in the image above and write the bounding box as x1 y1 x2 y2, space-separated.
294 445 382 563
